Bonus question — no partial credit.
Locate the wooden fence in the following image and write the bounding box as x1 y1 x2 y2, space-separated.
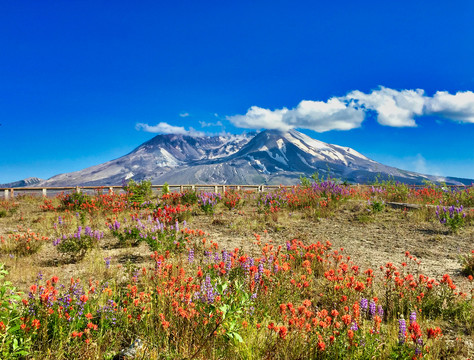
0 183 470 200
0 184 286 200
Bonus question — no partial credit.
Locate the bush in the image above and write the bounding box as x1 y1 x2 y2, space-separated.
460 250 474 277
369 199 385 213
436 205 465 233
60 191 91 211
54 226 103 262
123 179 153 204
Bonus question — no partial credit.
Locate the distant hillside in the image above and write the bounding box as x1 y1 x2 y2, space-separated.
1 177 43 188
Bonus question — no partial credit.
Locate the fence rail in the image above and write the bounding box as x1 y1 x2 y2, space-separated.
0 184 282 200
0 183 470 200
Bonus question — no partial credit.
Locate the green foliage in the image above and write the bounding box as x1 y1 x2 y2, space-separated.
55 227 102 262
162 182 170 195
180 190 198 205
460 250 474 277
436 205 465 233
299 175 312 188
60 191 91 210
0 264 31 358
299 172 322 188
370 200 385 213
123 179 153 204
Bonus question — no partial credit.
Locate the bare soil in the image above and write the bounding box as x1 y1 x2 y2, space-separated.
1 200 473 294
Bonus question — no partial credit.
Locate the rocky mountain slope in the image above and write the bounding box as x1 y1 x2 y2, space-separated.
35 129 472 186
1 177 43 188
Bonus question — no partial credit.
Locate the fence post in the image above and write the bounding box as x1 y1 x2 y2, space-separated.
109 187 114 194
10 189 14 199
180 185 184 192
76 186 80 194
222 185 226 193
191 185 195 191
42 188 47 197
214 185 218 192
4 189 9 200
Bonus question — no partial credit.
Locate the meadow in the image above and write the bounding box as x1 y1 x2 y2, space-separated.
0 179 473 359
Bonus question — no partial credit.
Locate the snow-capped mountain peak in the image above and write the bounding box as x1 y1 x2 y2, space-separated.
35 129 473 186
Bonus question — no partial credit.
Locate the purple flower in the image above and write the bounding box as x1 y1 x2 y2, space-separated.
409 311 417 324
369 301 376 317
398 318 406 344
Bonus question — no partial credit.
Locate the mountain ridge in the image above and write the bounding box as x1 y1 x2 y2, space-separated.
10 129 472 187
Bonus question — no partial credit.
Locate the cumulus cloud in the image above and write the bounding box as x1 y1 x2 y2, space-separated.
136 122 204 136
228 106 292 131
227 87 474 132
344 87 425 127
424 91 474 123
179 112 190 117
284 98 365 132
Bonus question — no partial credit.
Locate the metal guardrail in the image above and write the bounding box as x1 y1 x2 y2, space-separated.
0 183 470 200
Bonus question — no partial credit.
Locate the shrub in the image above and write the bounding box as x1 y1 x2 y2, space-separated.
460 250 474 277
0 229 49 256
162 182 170 195
60 191 91 211
123 179 152 204
369 199 385 213
435 205 465 233
54 226 103 262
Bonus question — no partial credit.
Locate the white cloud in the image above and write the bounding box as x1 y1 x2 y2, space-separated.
283 98 365 132
199 120 223 128
424 91 474 123
227 106 291 131
179 112 190 117
136 122 204 136
227 87 474 132
228 98 366 132
345 87 425 127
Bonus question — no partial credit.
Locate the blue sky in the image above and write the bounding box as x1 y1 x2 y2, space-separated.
1 0 474 183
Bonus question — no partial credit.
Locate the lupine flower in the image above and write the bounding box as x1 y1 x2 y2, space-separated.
188 248 194 263
398 318 406 344
369 300 376 317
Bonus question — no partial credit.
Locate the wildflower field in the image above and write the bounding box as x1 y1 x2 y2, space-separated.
0 180 473 359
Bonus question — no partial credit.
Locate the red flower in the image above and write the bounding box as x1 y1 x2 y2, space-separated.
278 326 288 339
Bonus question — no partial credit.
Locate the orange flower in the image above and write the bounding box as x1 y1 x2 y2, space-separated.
317 341 326 351
31 319 40 330
278 326 288 339
342 314 352 325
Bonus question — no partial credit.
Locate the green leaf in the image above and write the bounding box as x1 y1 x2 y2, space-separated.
233 333 243 343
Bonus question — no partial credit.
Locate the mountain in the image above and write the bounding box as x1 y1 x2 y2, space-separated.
1 177 44 188
36 129 473 186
